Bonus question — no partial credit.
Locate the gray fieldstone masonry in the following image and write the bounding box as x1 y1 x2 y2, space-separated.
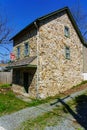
37 11 83 98
12 28 37 98
11 8 85 99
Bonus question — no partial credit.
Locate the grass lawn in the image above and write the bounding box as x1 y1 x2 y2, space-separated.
0 84 63 117
0 80 87 118
0 92 30 116
0 84 29 116
0 84 65 117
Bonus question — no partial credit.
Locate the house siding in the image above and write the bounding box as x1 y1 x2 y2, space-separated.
37 11 83 98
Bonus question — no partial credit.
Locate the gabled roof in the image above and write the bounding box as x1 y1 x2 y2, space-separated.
10 7 86 46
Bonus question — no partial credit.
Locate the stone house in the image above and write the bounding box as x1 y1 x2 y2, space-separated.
8 7 87 98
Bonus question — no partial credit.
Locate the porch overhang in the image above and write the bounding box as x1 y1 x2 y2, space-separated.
7 56 37 69
8 64 37 69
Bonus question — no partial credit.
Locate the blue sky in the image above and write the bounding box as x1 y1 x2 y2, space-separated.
0 0 87 62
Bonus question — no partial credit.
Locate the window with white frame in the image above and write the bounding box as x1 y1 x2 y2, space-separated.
64 26 70 37
65 46 70 59
24 42 29 56
17 46 20 59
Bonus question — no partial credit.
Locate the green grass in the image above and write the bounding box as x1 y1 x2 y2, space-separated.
17 98 76 130
28 80 87 107
72 80 87 89
0 81 86 129
77 128 83 130
0 84 65 116
0 91 29 116
0 84 11 88
0 80 87 117
0 80 87 118
17 107 64 130
28 94 64 107
0 84 62 116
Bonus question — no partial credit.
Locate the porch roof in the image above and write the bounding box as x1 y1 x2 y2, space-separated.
7 56 37 68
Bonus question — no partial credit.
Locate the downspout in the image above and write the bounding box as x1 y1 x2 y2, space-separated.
34 21 39 98
83 45 84 75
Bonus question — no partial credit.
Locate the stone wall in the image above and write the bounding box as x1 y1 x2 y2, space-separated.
13 28 37 60
12 68 37 98
12 10 84 99
83 45 87 73
37 11 83 98
12 28 37 98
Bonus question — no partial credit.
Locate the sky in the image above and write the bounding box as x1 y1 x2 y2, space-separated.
0 0 87 62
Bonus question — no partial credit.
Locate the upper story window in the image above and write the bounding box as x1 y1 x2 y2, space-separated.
17 46 20 59
64 26 70 37
65 46 70 59
24 42 29 56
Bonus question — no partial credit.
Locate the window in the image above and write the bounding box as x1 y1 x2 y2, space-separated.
65 46 70 59
64 26 70 37
17 46 20 59
24 42 29 56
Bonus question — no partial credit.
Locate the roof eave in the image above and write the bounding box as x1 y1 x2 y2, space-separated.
10 6 85 46
66 8 85 45
10 21 36 41
10 7 68 41
7 64 37 69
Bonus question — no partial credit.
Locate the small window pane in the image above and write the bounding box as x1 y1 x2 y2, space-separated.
24 43 29 56
17 47 20 59
65 46 70 59
64 26 70 37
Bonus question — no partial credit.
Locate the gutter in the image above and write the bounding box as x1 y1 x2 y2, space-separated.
34 21 39 98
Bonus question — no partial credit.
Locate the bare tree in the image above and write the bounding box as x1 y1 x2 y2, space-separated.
0 15 11 44
0 11 12 63
71 0 87 41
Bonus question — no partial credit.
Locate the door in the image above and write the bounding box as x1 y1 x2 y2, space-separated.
23 72 29 93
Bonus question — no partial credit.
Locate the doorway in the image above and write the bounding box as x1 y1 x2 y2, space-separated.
23 72 29 93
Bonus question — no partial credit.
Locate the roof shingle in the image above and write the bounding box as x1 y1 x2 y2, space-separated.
8 56 36 68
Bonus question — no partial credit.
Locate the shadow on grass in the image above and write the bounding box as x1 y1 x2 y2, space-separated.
50 95 87 130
